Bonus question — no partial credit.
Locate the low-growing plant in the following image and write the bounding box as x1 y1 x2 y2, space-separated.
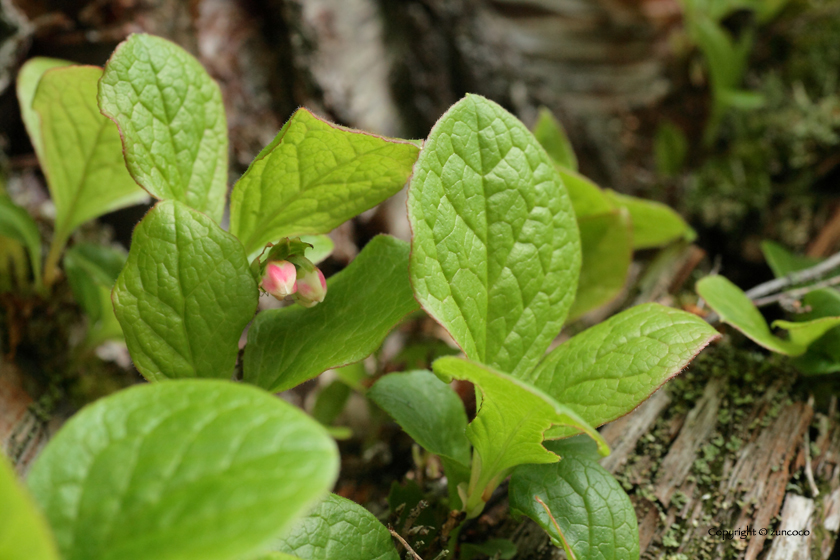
1 33 720 560
697 241 840 373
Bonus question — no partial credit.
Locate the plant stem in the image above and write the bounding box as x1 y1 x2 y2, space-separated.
42 230 69 289
752 274 840 308
744 249 840 299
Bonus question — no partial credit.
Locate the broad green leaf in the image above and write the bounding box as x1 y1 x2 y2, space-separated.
432 357 607 517
64 243 126 347
369 370 471 467
604 190 694 249
697 275 840 356
0 196 41 284
247 554 300 560
99 34 228 222
792 289 840 375
244 235 418 392
409 94 581 379
654 121 688 178
299 234 334 265
28 380 339 560
113 200 258 381
0 453 60 560
760 240 820 278
16 57 72 161
274 494 399 560
557 167 614 219
33 65 148 249
230 109 419 256
530 303 719 437
510 457 639 560
533 107 577 171
568 210 632 321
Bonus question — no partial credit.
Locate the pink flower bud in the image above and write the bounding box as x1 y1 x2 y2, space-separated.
261 260 297 300
294 267 327 307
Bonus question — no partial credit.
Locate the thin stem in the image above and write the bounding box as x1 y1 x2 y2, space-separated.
752 274 840 308
389 527 423 560
42 230 69 289
744 250 840 299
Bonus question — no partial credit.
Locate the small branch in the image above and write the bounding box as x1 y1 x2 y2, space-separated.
805 396 820 498
389 527 423 560
744 250 840 300
752 274 840 308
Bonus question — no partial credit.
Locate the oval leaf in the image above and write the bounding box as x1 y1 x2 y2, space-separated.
274 494 399 560
409 94 581 379
0 453 60 560
369 370 471 467
697 275 840 356
230 109 420 256
510 457 639 560
244 235 418 392
113 200 258 381
557 167 614 219
99 34 228 222
33 65 148 247
792 289 840 375
530 303 720 437
28 380 339 560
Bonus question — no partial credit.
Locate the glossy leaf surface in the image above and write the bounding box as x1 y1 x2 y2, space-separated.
510 457 639 560
274 494 398 560
409 94 581 379
113 200 258 381
230 109 419 256
0 453 60 560
530 303 720 437
28 380 339 560
99 34 228 222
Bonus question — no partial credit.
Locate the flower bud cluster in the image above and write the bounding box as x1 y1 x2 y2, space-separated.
260 258 327 307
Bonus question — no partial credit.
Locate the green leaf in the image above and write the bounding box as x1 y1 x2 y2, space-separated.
33 65 148 250
604 190 695 249
461 539 517 560
64 243 126 347
16 57 72 161
0 236 29 292
533 107 577 171
299 234 334 265
556 167 614 219
654 121 688 178
510 457 639 560
99 34 228 222
568 210 633 321
28 380 339 560
113 200 258 381
409 94 581 379
230 109 419 256
0 453 60 560
274 494 399 560
760 240 820 278
543 434 603 463
369 370 471 467
432 357 607 517
697 275 840 356
530 303 720 437
0 196 41 285
244 235 418 392
792 289 840 375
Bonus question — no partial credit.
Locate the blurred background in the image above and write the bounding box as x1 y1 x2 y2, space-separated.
1 0 838 281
